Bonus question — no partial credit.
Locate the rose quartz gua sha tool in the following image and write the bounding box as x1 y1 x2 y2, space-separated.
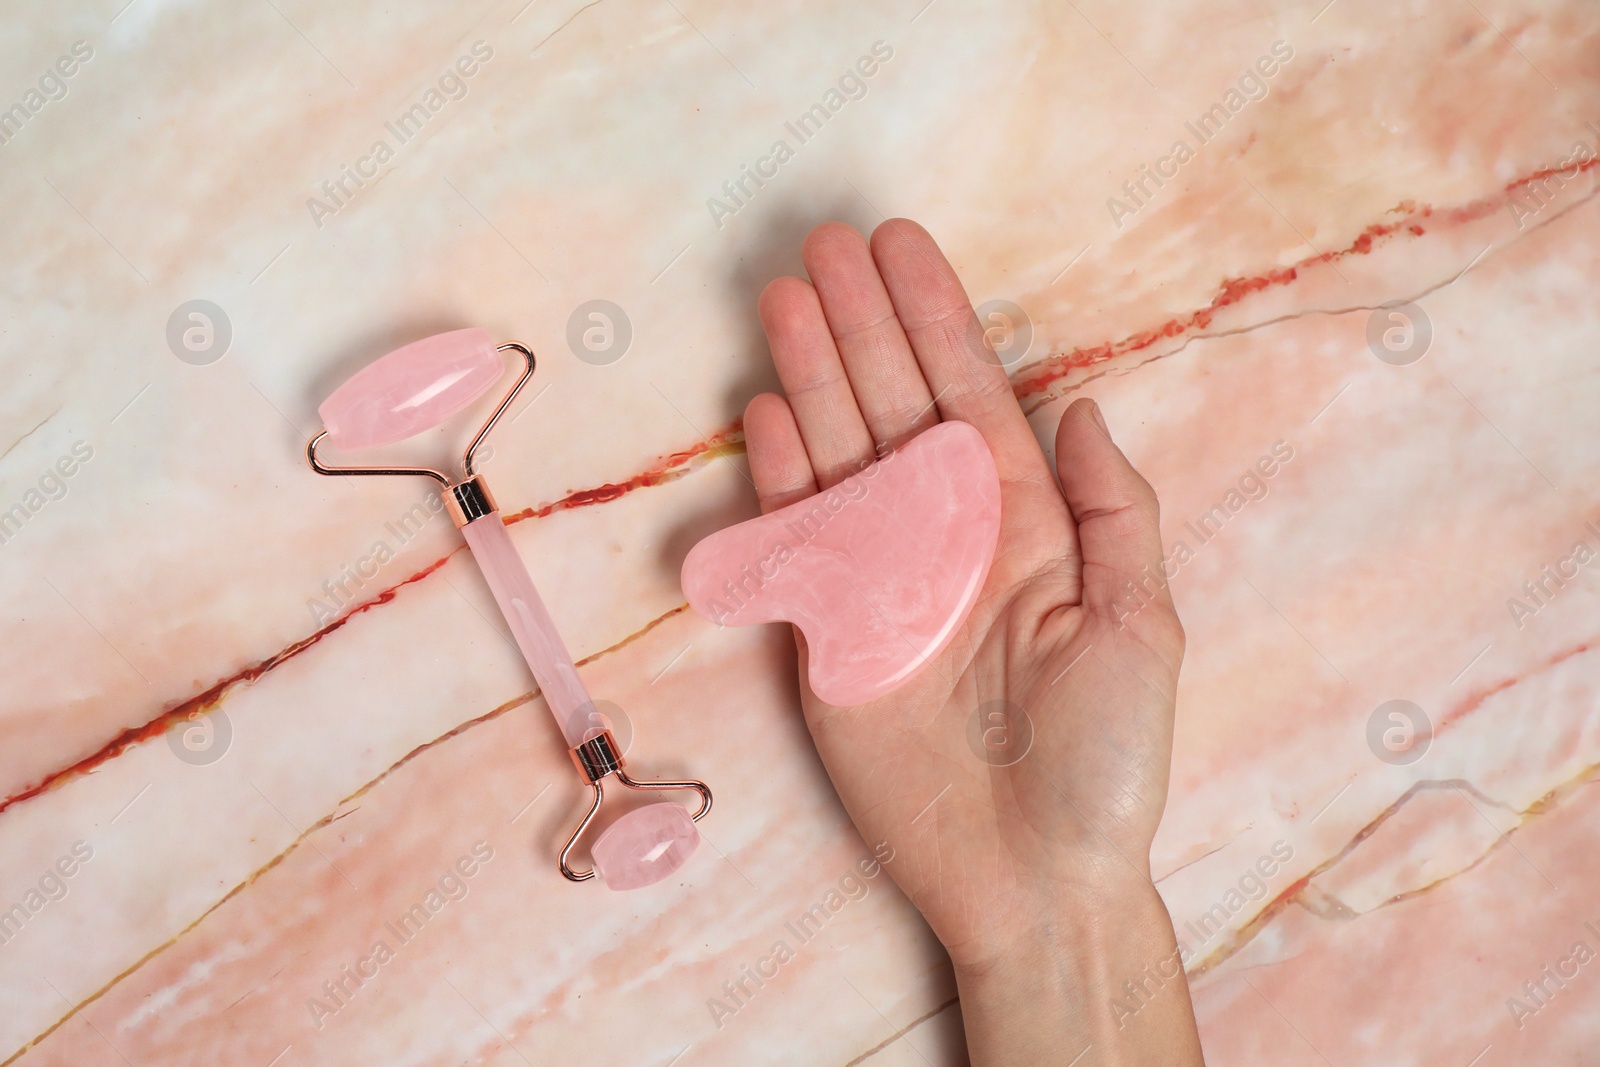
681 420 1002 705
307 328 711 891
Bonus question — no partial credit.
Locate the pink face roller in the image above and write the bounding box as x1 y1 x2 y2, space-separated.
306 328 711 890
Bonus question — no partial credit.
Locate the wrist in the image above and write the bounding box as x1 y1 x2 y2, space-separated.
944 854 1155 976
950 875 1202 1066
949 868 1166 987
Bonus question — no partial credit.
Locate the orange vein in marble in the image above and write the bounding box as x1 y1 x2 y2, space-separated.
0 602 692 1067
843 995 960 1067
1184 636 1596 978
0 406 59 463
1187 759 1600 982
1155 828 1250 885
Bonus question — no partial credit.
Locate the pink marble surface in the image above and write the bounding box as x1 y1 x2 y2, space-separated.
1 1 1597 1064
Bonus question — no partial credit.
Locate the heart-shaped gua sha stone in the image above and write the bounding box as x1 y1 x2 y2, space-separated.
682 420 1001 706
590 802 701 891
317 327 503 450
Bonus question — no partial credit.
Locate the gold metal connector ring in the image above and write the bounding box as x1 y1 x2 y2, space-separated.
558 730 713 883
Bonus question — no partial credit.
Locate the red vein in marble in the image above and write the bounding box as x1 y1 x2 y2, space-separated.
502 426 745 525
1010 154 1600 407
1435 638 1595 735
0 554 446 818
0 429 742 818
1008 211 1424 406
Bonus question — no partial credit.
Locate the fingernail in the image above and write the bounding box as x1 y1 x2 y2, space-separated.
1086 399 1109 434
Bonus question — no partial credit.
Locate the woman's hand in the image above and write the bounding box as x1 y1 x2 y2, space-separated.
744 219 1205 1065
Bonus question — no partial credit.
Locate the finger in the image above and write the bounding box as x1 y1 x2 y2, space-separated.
1054 398 1175 627
802 222 938 452
742 395 823 708
758 276 876 489
743 392 818 514
869 218 1054 486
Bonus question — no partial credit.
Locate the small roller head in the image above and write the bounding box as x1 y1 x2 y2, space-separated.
318 327 504 450
590 802 701 891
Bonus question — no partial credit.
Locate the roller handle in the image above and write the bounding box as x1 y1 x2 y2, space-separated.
458 512 598 748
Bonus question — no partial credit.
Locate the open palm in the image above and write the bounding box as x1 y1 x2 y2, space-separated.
744 219 1186 973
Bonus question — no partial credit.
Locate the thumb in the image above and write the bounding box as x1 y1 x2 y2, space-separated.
1054 398 1177 634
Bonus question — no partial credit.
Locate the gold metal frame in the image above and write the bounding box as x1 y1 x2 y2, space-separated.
558 730 714 883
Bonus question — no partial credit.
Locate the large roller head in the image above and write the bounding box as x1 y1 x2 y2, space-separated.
317 327 504 450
